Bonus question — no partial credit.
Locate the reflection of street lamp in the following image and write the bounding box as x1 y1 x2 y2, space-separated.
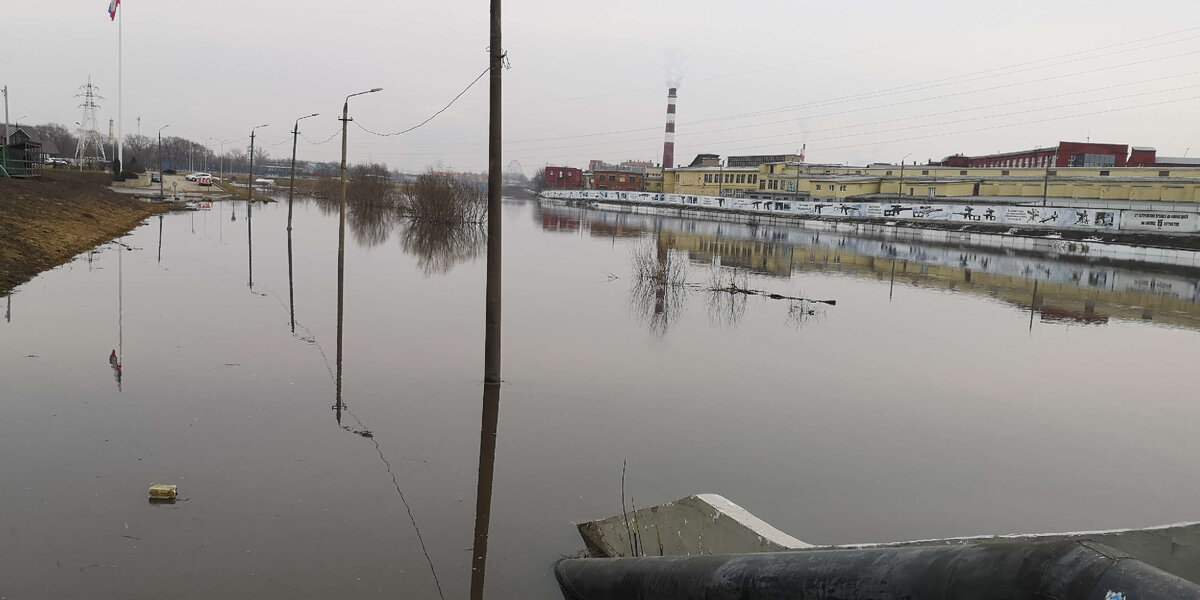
335 87 382 419
897 152 912 199
157 124 169 198
247 124 269 201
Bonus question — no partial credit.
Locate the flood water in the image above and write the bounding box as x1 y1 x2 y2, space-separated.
4 197 1200 598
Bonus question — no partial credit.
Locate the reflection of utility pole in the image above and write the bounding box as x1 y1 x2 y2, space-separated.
1029 280 1039 332
157 214 163 264
5 294 10 323
889 257 897 300
471 2 503 597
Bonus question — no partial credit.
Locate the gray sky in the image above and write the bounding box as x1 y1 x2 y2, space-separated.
8 0 1200 173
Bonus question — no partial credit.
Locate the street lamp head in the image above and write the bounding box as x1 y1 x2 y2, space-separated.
158 124 169 134
346 88 383 102
299 113 319 121
252 123 269 131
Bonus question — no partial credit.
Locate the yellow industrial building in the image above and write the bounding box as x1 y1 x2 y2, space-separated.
662 158 1200 204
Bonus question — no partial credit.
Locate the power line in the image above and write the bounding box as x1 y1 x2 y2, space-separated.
500 29 1200 147
301 129 341 145
355 65 492 137
503 0 1126 110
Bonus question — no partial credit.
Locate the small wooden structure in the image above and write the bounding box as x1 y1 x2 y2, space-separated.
2 128 42 178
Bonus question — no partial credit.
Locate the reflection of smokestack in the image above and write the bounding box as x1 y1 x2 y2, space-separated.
663 88 677 169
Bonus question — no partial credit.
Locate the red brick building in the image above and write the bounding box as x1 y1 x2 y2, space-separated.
592 169 644 191
941 141 1130 169
543 166 583 189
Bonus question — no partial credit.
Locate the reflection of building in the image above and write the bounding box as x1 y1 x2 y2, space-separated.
537 202 1200 330
658 232 794 278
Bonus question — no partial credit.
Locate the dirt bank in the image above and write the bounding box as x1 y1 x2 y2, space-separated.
0 171 170 294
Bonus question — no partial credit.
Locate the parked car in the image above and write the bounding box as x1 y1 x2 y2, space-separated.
185 172 212 182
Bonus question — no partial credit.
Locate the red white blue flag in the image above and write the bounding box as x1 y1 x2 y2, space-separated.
108 0 120 21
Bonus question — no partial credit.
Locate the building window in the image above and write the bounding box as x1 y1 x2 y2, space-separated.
840 185 847 192
886 170 893 176
1159 170 1170 177
737 174 745 183
1001 170 1010 176
1047 170 1057 176
759 181 765 190
704 174 711 183
960 170 968 175
1099 170 1110 176
815 184 822 191
928 187 936 198
749 175 757 184
921 170 929 175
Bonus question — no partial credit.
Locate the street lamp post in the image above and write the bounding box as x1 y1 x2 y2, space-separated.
288 113 319 234
157 124 169 198
335 87 382 419
247 124 269 201
897 152 912 199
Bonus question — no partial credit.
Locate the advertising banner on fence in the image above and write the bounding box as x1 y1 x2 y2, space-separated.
543 191 1130 232
1120 211 1199 233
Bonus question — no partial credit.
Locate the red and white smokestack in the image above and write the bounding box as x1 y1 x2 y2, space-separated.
662 87 677 169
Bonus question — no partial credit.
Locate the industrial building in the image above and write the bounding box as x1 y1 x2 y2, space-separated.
543 166 583 190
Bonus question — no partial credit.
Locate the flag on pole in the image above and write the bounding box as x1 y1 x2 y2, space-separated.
108 0 120 21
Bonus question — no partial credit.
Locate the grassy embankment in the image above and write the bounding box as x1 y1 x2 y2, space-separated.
0 170 170 294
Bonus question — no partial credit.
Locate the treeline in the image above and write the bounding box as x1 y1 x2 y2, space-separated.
15 122 391 177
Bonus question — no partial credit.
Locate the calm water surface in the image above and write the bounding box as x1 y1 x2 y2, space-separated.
3 198 1200 598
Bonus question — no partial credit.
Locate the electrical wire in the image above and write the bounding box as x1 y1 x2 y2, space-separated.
355 65 492 137
301 129 341 145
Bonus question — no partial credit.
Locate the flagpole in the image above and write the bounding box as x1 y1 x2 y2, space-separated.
117 2 123 172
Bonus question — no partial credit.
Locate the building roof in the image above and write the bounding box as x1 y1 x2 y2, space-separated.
1131 146 1156 152
1155 157 1200 166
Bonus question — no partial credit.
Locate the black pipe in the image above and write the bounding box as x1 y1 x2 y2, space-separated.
555 540 1200 600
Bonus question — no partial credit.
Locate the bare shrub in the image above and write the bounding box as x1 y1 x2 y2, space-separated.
401 172 486 224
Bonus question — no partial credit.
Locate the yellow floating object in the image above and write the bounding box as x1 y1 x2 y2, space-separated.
148 484 178 500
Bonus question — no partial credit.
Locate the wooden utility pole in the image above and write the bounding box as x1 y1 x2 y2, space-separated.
472 1 503 597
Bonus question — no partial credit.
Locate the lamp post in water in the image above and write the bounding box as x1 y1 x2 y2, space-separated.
335 87 381 420
247 123 269 201
288 112 318 335
288 113 318 233
157 124 169 198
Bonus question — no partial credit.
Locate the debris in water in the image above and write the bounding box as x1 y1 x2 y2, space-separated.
342 425 374 438
148 484 178 501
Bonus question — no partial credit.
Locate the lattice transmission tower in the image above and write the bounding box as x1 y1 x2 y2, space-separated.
75 76 108 168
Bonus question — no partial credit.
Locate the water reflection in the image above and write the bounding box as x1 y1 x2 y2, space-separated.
247 202 254 289
540 202 1200 332
400 221 486 276
113 239 124 391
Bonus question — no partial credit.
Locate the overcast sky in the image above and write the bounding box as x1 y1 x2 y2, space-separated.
8 0 1200 173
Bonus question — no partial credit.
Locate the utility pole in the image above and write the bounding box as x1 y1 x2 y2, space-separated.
472 1 503 597
1041 160 1051 208
897 152 912 200
2 85 8 175
157 124 169 198
247 124 268 201
288 112 317 336
288 113 319 234
335 88 381 422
